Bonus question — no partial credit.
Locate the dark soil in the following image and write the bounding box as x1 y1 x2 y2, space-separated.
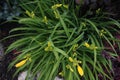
0 22 19 80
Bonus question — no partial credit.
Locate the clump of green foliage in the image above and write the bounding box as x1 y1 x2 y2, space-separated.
7 0 120 80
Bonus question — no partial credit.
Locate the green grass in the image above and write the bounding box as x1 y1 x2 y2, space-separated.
5 0 120 80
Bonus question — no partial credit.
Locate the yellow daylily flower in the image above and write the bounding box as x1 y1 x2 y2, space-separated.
77 65 84 76
15 58 28 68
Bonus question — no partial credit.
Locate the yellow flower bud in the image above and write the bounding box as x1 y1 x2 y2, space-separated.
63 4 68 9
48 41 51 47
42 16 48 24
59 71 64 77
77 65 84 76
44 47 49 51
73 52 77 57
52 4 62 10
44 47 53 51
73 44 78 51
96 8 101 14
25 10 35 18
99 29 106 36
84 42 90 48
66 64 74 72
69 57 74 62
15 59 28 68
44 41 53 51
81 22 86 27
31 11 35 18
70 67 74 72
53 11 60 19
25 10 31 17
90 44 98 50
66 64 70 69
